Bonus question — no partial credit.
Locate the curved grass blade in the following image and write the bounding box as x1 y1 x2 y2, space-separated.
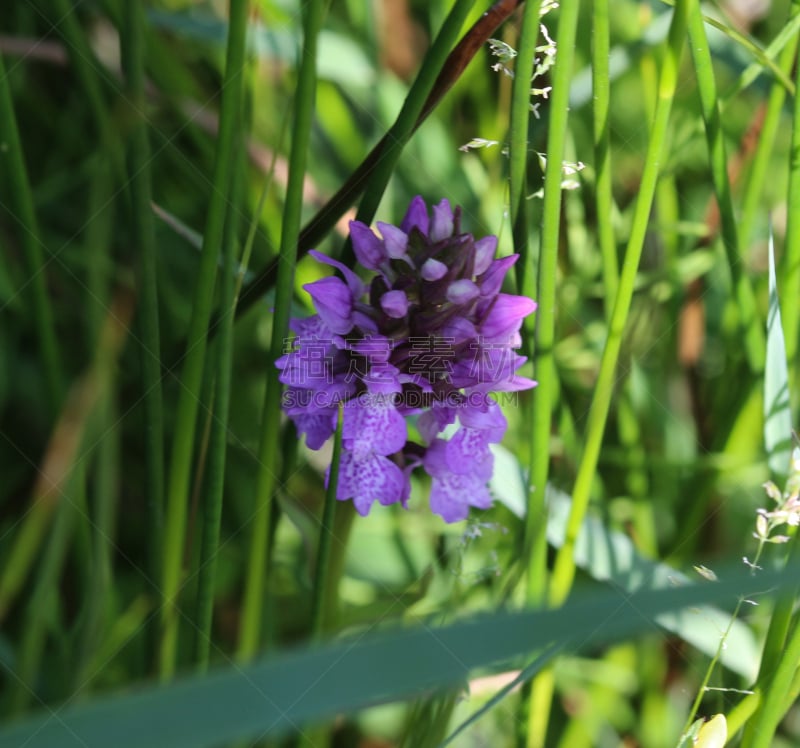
0 563 790 748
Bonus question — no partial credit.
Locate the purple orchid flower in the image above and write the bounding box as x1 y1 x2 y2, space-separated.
276 196 537 522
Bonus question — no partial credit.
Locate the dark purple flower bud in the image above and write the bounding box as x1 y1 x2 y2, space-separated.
430 199 454 242
473 236 497 275
446 279 480 305
400 195 430 235
377 222 409 259
421 258 447 281
381 290 409 318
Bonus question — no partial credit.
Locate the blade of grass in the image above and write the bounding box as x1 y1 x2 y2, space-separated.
296 405 344 748
158 0 249 679
237 0 328 661
744 603 800 748
6 470 82 714
121 0 165 587
549 0 693 606
0 562 794 748
524 2 580 745
737 15 798 252
779 11 800 370
686 0 765 373
592 0 619 320
507 0 543 599
49 0 123 177
658 0 794 94
763 229 792 477
192 154 243 671
0 51 64 413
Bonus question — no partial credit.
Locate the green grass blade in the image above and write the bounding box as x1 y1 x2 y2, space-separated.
592 0 619 320
523 2 581 745
232 0 523 320
0 52 64 412
780 13 800 370
764 229 792 478
121 0 166 585
507 0 543 605
549 0 693 607
687 1 765 373
737 13 798 250
0 563 791 748
192 160 243 671
237 0 328 661
159 0 249 679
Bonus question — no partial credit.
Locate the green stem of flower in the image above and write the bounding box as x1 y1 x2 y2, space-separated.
309 405 344 641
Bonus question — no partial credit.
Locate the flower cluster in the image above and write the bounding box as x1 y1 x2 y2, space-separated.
276 197 536 522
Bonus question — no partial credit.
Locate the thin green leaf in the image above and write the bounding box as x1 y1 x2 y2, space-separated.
764 227 793 479
0 564 790 748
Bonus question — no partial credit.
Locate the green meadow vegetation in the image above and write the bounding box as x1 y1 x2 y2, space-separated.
1 0 800 746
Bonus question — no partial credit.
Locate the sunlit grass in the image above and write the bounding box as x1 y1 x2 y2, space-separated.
1 1 799 746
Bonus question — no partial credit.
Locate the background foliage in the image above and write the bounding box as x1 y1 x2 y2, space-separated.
1 0 800 746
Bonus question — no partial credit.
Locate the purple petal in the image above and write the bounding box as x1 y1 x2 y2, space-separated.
303 277 354 335
473 235 498 275
446 279 480 305
445 428 494 480
335 450 406 515
363 363 402 395
418 406 457 442
451 347 526 390
293 410 337 450
343 394 406 458
480 293 537 342
309 249 366 297
377 222 409 259
428 470 493 522
458 400 507 442
381 290 409 318
479 254 519 297
430 199 454 242
421 258 448 281
349 221 386 270
401 195 429 235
